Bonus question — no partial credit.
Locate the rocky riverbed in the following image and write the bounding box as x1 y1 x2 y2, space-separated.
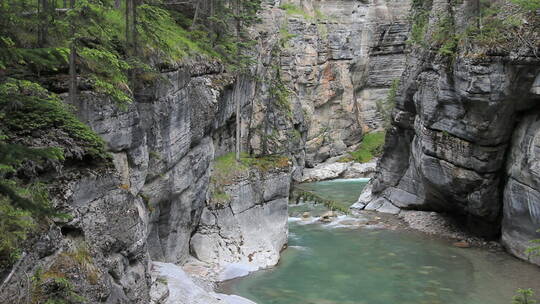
223 179 540 304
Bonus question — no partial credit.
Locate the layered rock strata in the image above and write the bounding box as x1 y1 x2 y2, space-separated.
357 0 540 264
190 167 290 272
1 0 417 302
278 0 411 167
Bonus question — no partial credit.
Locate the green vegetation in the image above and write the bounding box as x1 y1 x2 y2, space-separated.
432 15 459 58
279 4 330 21
280 3 312 20
0 195 34 268
209 152 290 205
268 68 293 117
526 229 540 257
0 79 108 160
314 9 326 20
376 79 399 129
0 78 108 269
407 0 432 46
339 132 386 163
31 242 99 302
408 10 430 47
31 267 86 304
408 0 539 58
0 0 264 272
65 242 100 284
511 0 540 11
279 26 297 48
1 0 263 104
512 288 536 304
211 152 290 184
291 189 349 214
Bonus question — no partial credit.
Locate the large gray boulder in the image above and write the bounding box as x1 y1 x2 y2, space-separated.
190 167 291 272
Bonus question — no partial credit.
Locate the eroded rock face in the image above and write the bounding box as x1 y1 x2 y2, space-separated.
2 3 299 302
502 111 540 265
363 55 540 237
0 0 415 302
279 0 411 167
359 0 540 257
190 168 290 272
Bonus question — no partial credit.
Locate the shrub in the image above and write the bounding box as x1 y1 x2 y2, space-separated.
0 195 34 269
279 3 313 19
209 152 290 205
339 132 386 163
376 79 399 129
31 267 86 304
526 229 540 257
0 79 108 161
512 288 536 304
408 10 429 46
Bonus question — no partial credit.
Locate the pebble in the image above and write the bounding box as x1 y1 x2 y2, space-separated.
453 241 471 248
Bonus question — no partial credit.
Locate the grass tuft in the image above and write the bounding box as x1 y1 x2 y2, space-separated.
280 3 313 20
339 132 385 163
209 152 290 205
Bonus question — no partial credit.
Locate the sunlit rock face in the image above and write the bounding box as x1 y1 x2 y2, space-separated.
277 0 411 167
190 167 290 271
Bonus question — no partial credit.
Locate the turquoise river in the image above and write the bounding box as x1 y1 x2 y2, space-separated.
222 179 540 304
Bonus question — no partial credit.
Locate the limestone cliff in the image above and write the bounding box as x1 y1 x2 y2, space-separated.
277 0 411 167
0 0 414 302
357 0 540 264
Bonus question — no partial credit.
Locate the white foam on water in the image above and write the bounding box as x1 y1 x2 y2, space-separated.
298 217 321 225
289 216 322 225
289 232 301 241
323 177 371 183
289 245 310 252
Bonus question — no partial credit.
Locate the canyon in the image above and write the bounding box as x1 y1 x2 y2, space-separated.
1 0 539 303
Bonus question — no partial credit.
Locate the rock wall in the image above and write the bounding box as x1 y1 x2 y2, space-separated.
0 61 253 303
502 105 540 266
0 0 415 302
358 0 540 264
1 1 306 301
278 0 411 167
191 167 290 272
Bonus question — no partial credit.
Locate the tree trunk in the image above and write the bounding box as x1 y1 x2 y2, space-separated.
476 0 481 29
126 0 138 96
191 0 201 30
235 85 241 161
126 0 132 52
38 0 49 47
68 0 77 104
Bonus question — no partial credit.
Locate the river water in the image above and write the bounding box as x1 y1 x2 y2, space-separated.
223 179 540 304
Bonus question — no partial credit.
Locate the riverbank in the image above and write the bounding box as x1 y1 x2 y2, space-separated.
222 209 540 304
